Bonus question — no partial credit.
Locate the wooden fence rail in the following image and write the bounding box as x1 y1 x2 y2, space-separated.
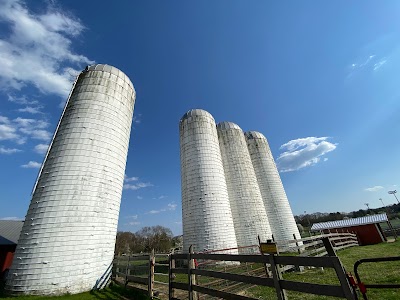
169 237 356 300
113 233 359 299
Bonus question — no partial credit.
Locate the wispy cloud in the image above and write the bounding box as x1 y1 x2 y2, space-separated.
8 94 38 105
17 106 43 114
0 146 21 154
277 137 337 173
137 196 143 200
124 182 153 191
34 143 49 154
0 0 93 98
124 175 139 182
373 59 387 71
0 115 52 145
147 202 177 214
133 113 142 124
365 186 384 192
21 160 41 168
348 52 389 78
128 221 140 226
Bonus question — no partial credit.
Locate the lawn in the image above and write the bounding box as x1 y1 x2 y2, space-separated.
248 239 400 300
0 283 149 300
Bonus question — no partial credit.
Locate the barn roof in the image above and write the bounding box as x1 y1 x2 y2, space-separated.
0 220 24 245
310 213 388 231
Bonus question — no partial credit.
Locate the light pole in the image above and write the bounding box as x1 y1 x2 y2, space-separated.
364 203 370 210
379 198 385 207
388 190 400 204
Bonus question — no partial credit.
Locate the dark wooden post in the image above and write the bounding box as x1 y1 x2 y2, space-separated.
169 250 175 299
148 249 155 298
268 254 287 300
322 237 336 257
124 255 130 287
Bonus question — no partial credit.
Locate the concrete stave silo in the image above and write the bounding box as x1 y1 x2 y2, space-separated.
245 131 301 245
217 122 272 253
180 110 238 254
6 64 136 295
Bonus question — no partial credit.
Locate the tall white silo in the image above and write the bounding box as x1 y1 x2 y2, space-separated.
6 64 136 295
217 122 272 253
245 131 301 244
180 110 238 254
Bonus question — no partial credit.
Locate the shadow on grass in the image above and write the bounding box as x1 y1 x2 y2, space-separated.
90 283 149 300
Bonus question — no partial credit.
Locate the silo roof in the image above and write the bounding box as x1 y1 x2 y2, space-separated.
217 121 242 131
180 109 214 122
245 131 267 140
86 64 134 90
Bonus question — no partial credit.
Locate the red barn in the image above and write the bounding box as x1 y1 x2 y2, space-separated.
0 220 23 280
310 213 391 245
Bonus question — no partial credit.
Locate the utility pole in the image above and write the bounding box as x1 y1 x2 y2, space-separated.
388 190 400 204
364 203 370 210
379 198 385 207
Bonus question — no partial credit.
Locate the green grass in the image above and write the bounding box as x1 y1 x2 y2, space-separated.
0 282 149 300
248 239 400 299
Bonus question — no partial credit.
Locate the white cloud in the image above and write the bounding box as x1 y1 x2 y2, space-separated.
365 186 384 192
0 146 21 154
0 116 51 144
159 195 167 199
127 215 138 220
147 202 177 214
373 59 387 71
8 94 38 105
124 175 139 182
277 137 337 173
21 160 41 168
133 113 142 124
128 221 140 226
17 106 42 114
137 196 143 200
123 182 153 191
0 0 93 98
34 143 48 154
168 203 177 211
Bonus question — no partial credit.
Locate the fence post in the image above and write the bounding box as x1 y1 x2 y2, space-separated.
124 255 130 288
293 234 304 272
188 245 198 300
169 250 175 299
268 254 287 300
331 256 355 300
148 249 155 298
322 237 336 256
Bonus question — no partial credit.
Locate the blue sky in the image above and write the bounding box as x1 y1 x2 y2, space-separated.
1 0 400 235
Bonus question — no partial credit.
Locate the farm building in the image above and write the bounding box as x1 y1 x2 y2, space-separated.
310 213 393 245
0 220 23 279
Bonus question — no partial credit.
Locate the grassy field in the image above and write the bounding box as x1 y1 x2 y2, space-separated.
0 283 149 300
248 239 400 300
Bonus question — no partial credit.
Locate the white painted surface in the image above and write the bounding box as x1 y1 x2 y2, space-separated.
245 131 301 244
217 122 272 253
6 64 135 295
180 110 238 254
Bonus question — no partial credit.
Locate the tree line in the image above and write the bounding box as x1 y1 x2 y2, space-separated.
115 225 181 255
